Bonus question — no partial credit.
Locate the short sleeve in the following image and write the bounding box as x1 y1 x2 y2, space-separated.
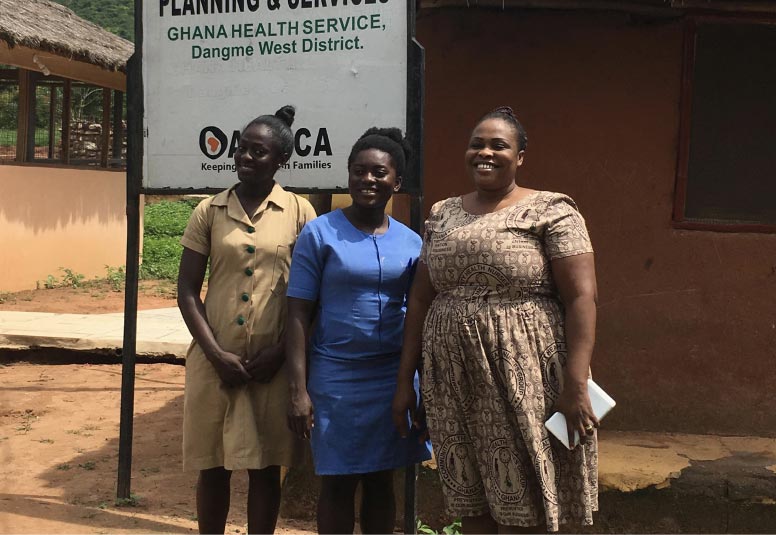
543 195 594 260
287 223 324 301
180 198 212 256
419 200 445 265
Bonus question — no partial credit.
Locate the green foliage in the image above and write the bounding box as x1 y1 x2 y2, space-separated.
140 199 202 281
144 200 199 237
41 275 59 289
442 519 462 535
60 267 86 288
140 237 182 280
417 519 437 535
105 265 125 292
115 493 141 507
0 128 16 146
416 518 462 535
0 90 18 132
53 0 135 41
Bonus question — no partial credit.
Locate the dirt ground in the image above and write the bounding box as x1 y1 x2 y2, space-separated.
0 283 316 534
0 280 179 314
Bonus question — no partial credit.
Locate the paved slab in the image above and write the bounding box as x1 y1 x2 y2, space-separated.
0 308 191 357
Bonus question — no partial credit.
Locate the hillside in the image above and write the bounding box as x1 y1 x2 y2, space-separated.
53 0 134 41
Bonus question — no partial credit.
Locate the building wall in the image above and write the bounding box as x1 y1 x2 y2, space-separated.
0 165 130 292
418 10 776 436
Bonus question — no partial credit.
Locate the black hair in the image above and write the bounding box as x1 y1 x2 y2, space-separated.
476 106 528 151
244 105 296 161
347 127 411 177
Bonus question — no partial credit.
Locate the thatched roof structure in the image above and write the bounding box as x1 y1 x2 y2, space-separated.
0 0 133 72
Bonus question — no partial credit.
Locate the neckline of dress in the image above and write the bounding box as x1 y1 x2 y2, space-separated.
336 208 391 238
457 190 543 217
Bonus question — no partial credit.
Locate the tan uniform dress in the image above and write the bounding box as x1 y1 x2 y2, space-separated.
180 183 316 471
420 191 597 531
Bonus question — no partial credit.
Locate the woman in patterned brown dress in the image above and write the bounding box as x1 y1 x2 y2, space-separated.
392 107 599 533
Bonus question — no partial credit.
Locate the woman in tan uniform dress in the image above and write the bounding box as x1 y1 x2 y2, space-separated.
393 107 599 533
178 105 316 534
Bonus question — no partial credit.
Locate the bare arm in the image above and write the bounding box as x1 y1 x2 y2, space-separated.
285 296 317 438
550 252 598 445
177 247 250 386
392 262 437 437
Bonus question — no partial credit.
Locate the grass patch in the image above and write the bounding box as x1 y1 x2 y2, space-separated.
140 198 203 281
79 461 96 471
14 409 38 433
115 493 141 507
56 463 72 471
105 265 125 292
140 236 184 280
66 428 92 437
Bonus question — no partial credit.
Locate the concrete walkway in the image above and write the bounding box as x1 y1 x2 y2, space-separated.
0 308 191 357
1 308 776 531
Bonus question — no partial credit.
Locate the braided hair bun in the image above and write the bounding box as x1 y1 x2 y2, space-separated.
274 105 296 128
243 104 296 159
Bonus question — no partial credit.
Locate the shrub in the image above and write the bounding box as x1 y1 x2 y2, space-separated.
140 198 203 281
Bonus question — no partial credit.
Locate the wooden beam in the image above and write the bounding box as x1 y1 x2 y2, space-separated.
15 69 30 163
101 88 111 167
419 0 678 15
62 79 71 165
420 0 776 15
672 1 776 14
672 17 696 225
25 72 37 161
0 42 126 91
48 83 57 159
112 90 124 164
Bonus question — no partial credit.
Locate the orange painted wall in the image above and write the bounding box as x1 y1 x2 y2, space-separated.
0 165 130 292
418 10 776 435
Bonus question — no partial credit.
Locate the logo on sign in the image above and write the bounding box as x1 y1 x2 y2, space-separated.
199 126 229 160
198 125 333 160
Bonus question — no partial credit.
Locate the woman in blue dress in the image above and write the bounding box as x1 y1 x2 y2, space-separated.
286 127 431 534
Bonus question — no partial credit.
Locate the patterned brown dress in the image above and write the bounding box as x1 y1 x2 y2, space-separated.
420 191 597 531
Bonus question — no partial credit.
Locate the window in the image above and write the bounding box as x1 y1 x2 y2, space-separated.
0 66 125 168
673 17 776 232
0 68 19 161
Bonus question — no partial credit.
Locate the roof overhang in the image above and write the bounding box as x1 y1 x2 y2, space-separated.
0 41 126 91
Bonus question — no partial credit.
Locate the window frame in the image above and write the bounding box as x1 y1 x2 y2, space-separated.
673 14 776 233
0 66 126 170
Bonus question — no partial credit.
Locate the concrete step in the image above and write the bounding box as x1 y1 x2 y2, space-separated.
280 431 776 533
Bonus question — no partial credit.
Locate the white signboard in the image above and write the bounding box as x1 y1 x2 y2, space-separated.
142 0 408 189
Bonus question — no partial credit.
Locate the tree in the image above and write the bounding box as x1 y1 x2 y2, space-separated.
53 0 134 41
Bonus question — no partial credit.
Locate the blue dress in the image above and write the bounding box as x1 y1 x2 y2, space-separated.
287 209 432 475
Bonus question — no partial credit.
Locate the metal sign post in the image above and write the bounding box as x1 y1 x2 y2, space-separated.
117 0 144 501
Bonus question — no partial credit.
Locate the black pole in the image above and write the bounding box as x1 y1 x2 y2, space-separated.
117 0 144 501
404 0 424 529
